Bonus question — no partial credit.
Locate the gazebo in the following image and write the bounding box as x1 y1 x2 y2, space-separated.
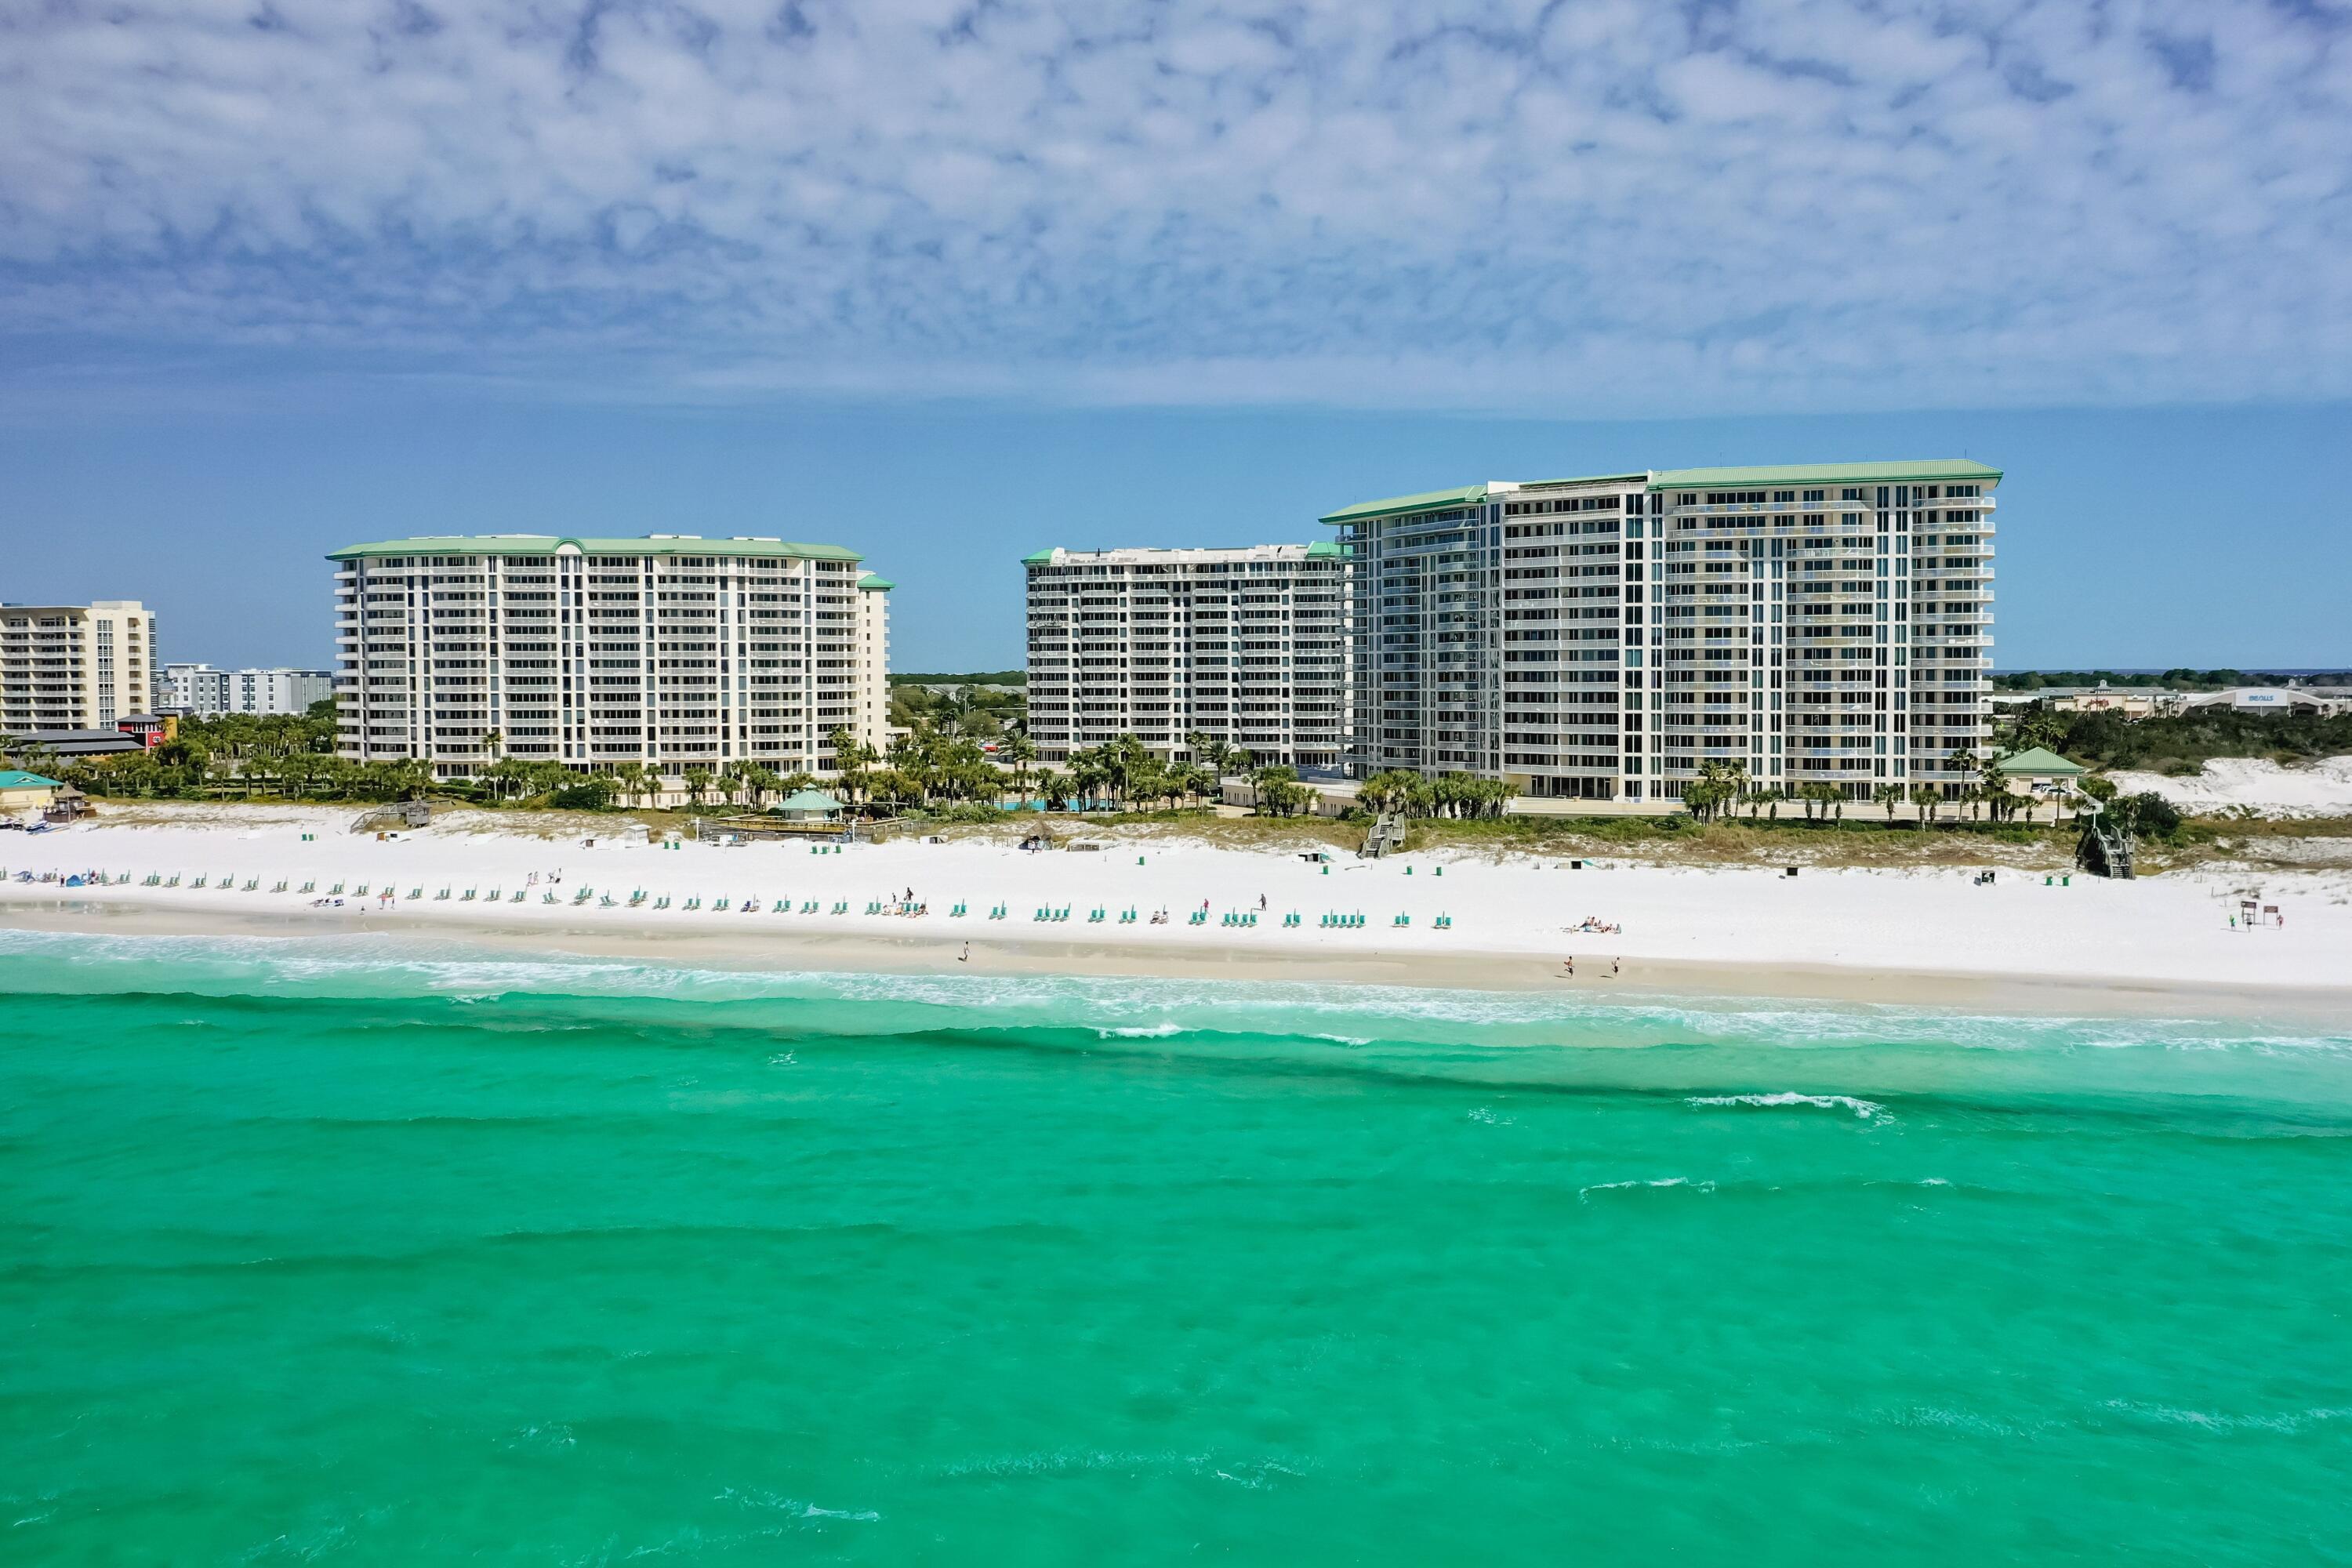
775 788 844 822
1995 747 2089 811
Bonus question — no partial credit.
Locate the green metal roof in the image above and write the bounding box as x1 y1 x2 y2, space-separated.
327 535 863 561
1317 484 1490 526
1304 539 1345 558
1994 747 2085 776
1646 459 2002 492
857 573 895 591
776 789 844 813
1519 472 1650 488
1021 549 1060 566
0 770 64 789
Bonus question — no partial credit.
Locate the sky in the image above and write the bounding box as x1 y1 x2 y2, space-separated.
2 0 2348 671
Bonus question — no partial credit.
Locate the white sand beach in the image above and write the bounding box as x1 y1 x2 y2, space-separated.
4 804 2347 1012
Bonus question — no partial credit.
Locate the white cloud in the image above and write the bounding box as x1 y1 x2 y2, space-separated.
0 0 2347 414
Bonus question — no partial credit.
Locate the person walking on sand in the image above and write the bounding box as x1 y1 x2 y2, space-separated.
1562 955 1574 978
1612 956 1621 978
959 942 970 964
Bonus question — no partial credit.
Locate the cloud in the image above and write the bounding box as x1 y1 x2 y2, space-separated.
0 0 2347 414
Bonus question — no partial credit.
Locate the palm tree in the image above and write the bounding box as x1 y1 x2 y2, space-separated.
1976 757 2011 822
1871 782 1905 822
997 730 1037 807
1907 782 1940 828
682 766 713 807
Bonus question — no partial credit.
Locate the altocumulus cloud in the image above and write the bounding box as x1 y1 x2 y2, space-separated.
2 0 2347 413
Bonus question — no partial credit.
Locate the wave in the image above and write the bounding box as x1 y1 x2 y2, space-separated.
1687 1091 1887 1119
1580 1177 1716 1202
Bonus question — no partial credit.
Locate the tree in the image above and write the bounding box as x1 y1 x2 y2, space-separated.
997 731 1037 805
682 766 714 807
1188 731 1239 781
1871 782 1905 821
1976 757 2011 822
1250 763 1299 815
1907 782 1940 827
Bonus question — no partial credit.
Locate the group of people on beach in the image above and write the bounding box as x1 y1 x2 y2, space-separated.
1560 955 1621 979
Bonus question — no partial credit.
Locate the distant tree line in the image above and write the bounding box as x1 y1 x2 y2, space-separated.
2002 706 2352 773
1993 667 2347 691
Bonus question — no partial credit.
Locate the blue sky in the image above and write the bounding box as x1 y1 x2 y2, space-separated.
2 1 2348 670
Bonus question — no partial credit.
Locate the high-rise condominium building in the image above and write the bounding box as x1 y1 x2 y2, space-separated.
328 535 891 779
1326 460 1998 801
0 601 157 735
162 662 335 717
1022 543 1350 767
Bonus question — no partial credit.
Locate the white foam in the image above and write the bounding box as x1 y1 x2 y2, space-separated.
1687 1091 1886 1119
1579 1176 1716 1201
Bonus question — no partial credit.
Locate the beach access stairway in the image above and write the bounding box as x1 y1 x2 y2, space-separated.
1359 812 1407 859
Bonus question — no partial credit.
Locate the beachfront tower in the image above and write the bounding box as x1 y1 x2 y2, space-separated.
1323 460 1998 802
1022 543 1351 768
0 601 158 734
328 535 891 782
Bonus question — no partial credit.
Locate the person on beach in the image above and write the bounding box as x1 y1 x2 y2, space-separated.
1612 957 1621 978
959 942 971 964
1562 955 1574 978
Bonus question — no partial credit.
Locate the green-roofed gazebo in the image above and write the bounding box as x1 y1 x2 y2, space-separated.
775 789 844 822
1995 747 2086 779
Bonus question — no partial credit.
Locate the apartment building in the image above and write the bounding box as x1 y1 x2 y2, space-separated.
328 535 892 779
0 601 158 736
162 662 335 717
1022 543 1350 767
1327 460 1998 800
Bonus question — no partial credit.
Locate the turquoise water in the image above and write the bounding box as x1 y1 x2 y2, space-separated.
4 931 2350 1565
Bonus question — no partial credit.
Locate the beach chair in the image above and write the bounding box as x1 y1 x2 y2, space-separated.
1436 914 1452 930
408 887 423 901
510 891 525 903
299 880 314 893
654 895 670 909
327 882 341 894
715 898 730 912
687 898 703 911
1088 908 1105 924
460 888 475 901
143 873 160 886
831 901 848 915
192 876 208 888
630 891 646 906
989 904 1005 920
271 880 287 893
572 887 591 905
166 875 181 887
543 891 557 905
355 884 369 896
436 887 452 901
601 894 615 907
241 879 258 891
771 899 786 913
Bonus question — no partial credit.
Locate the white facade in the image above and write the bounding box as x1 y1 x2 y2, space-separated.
1329 461 1998 800
329 535 891 779
0 600 157 734
163 662 334 717
1022 542 1350 767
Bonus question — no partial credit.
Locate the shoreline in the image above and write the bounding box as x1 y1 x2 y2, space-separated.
4 898 2346 1025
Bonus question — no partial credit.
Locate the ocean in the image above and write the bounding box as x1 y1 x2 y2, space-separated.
3 930 2349 1565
